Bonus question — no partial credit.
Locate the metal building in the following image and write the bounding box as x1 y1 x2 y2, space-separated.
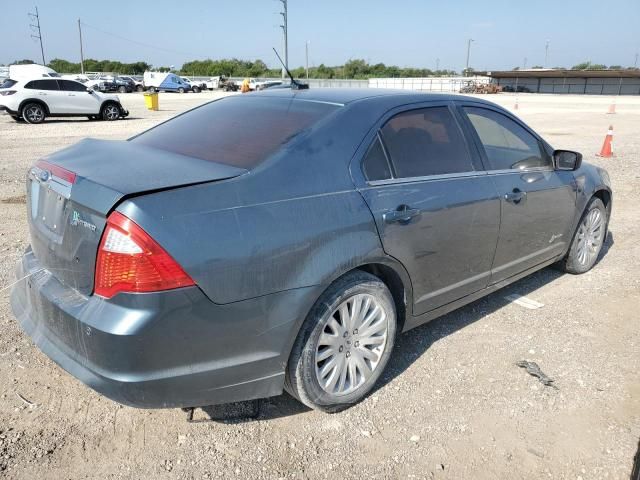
482 69 640 95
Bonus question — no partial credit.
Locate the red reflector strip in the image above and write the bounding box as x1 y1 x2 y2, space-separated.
36 160 77 184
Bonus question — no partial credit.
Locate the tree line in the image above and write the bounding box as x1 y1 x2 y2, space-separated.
6 57 457 78
5 58 638 78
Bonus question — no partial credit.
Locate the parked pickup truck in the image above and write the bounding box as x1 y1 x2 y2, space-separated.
181 77 206 93
205 76 239 91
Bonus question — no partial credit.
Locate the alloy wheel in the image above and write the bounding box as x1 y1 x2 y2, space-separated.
576 207 605 266
24 105 44 123
104 104 120 120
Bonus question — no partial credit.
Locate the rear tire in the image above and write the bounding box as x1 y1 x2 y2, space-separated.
21 102 46 124
101 103 121 121
118 86 127 93
285 271 397 413
557 197 607 274
192 86 200 93
178 87 185 93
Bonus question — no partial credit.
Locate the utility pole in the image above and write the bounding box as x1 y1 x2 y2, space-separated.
78 19 85 74
465 39 474 74
544 40 550 68
305 40 309 79
523 57 527 69
635 52 639 68
28 6 45 65
436 58 440 71
279 0 288 79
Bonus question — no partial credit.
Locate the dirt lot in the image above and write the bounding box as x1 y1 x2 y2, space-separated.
0 91 639 479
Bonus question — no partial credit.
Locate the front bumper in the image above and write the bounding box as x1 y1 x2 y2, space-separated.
11 248 319 408
119 106 129 118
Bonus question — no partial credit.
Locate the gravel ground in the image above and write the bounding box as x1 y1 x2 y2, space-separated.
0 91 639 480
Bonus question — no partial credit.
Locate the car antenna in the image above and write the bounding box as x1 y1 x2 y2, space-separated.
272 47 309 90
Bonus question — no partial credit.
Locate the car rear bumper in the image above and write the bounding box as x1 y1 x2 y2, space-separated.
0 105 18 115
11 247 320 408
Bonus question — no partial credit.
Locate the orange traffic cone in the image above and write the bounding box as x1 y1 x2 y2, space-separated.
607 101 616 114
596 125 614 158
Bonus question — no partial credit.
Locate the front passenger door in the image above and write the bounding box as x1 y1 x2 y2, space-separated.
58 80 100 114
460 105 576 284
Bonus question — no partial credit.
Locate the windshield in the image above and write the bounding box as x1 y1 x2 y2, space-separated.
131 96 339 169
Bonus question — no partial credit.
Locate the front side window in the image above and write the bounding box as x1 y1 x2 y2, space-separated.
380 107 474 178
58 80 87 92
464 107 551 170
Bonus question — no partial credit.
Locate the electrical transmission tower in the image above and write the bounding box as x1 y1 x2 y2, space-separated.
28 6 45 65
279 0 288 79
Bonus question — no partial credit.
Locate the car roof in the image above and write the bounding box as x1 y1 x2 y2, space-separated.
254 88 492 107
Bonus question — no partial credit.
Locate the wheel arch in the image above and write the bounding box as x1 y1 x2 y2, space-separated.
593 188 612 218
100 100 120 112
19 98 50 115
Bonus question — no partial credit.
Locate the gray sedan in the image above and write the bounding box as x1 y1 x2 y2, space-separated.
11 89 612 412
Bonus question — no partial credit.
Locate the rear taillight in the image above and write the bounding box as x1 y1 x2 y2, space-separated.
0 90 16 96
94 212 195 299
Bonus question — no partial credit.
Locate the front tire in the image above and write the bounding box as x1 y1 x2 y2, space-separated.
101 103 121 121
178 87 185 93
558 197 608 274
285 271 397 413
21 103 46 124
118 86 127 93
192 86 200 93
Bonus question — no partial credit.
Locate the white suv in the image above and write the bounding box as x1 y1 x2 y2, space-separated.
0 77 128 124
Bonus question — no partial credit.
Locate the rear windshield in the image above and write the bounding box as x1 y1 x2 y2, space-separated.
131 96 339 169
0 79 17 88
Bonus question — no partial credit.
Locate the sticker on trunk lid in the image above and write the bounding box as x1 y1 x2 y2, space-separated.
70 211 97 232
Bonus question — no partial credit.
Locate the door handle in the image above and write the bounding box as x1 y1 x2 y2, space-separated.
504 188 526 204
383 205 420 224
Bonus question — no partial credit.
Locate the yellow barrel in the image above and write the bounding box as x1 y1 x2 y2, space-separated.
143 92 159 111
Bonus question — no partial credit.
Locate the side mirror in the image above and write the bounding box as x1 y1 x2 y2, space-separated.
554 150 582 171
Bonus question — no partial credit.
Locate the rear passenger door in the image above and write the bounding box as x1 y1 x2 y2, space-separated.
458 104 576 283
355 102 501 317
24 79 64 113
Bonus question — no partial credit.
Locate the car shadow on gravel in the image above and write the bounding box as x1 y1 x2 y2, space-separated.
192 231 614 423
373 230 615 396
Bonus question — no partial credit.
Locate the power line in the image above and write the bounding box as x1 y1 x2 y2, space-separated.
28 6 45 65
79 21 198 58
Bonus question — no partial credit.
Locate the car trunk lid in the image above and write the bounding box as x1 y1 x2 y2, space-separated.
27 138 247 296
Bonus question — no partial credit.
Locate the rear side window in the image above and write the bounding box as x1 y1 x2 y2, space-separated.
464 107 551 170
362 134 392 181
24 79 59 90
58 80 87 92
132 97 339 168
380 107 473 178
